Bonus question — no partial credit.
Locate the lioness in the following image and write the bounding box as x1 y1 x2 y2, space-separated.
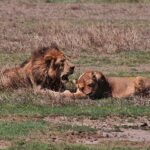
63 71 150 99
0 43 75 91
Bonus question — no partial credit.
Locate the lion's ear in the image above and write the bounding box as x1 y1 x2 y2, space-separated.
94 71 105 82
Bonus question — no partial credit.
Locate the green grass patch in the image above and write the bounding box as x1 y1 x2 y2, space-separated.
0 102 150 118
75 51 150 67
0 90 150 118
9 141 52 150
1 51 150 68
116 51 150 67
0 121 47 139
0 52 29 67
8 141 150 150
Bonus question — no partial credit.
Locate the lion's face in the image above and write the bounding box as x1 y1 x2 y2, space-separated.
44 48 75 82
61 59 75 83
76 71 105 98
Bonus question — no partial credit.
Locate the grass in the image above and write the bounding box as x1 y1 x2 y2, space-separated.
0 121 47 139
0 90 45 105
8 141 150 150
0 52 29 67
9 141 52 150
1 51 150 69
0 102 150 118
1 9 150 54
0 0 150 148
75 51 150 67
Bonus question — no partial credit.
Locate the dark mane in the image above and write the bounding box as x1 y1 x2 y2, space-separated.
20 60 29 68
32 43 59 58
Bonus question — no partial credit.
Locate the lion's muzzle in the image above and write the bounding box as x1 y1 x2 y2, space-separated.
61 65 75 83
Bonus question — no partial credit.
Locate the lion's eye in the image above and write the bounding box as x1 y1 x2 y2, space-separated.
57 62 64 69
60 62 64 67
55 62 64 69
45 59 51 66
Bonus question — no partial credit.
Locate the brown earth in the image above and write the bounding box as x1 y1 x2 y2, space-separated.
43 115 150 143
1 115 150 145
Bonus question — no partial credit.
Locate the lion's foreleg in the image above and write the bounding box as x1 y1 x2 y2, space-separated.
62 89 87 99
28 72 42 91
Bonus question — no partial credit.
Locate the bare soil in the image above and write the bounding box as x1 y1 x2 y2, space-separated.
0 115 150 144
0 115 41 122
17 115 147 148
44 115 150 143
0 140 11 149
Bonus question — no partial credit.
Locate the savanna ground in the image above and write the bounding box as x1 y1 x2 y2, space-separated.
0 0 150 149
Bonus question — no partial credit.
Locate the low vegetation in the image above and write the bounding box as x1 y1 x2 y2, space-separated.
0 101 150 117
0 0 150 149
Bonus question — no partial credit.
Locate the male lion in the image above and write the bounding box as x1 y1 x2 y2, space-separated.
0 44 75 91
62 71 150 99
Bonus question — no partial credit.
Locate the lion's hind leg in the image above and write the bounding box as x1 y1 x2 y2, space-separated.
0 70 13 90
135 77 150 96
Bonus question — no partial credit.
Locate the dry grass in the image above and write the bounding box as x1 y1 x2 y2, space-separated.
0 1 150 54
0 1 150 149
0 0 150 107
0 0 150 101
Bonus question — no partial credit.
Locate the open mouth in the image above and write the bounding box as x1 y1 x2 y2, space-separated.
61 74 69 82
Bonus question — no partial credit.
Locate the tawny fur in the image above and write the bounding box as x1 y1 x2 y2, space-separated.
0 44 74 91
62 71 150 99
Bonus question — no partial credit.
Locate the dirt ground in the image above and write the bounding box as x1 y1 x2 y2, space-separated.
43 115 150 143
0 115 150 147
